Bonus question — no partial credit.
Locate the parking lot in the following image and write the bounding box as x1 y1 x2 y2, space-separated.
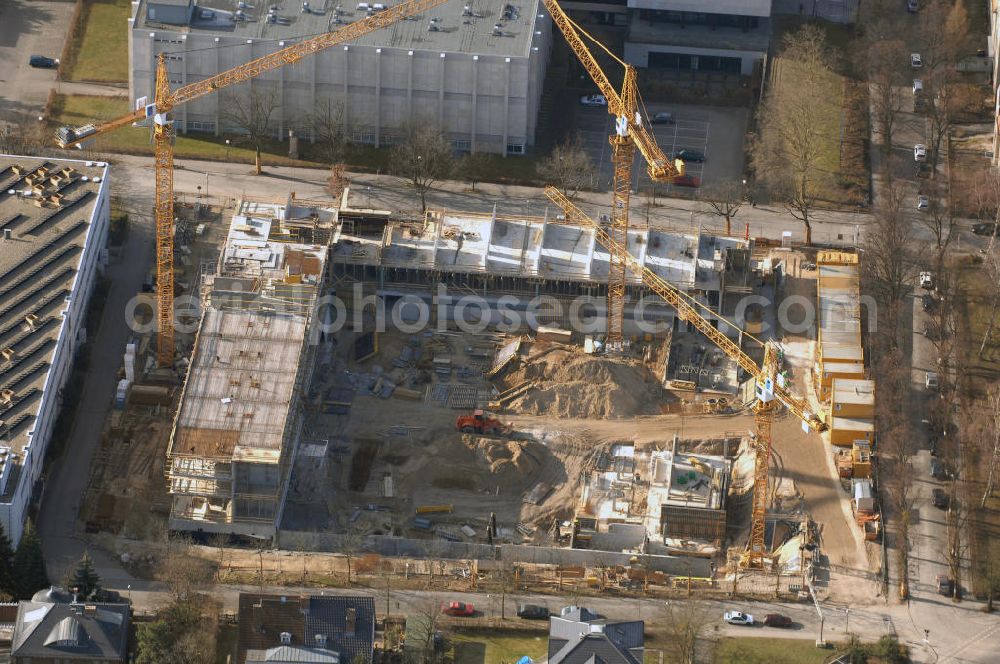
574 102 749 195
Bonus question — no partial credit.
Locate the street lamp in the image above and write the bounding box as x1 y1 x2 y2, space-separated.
127 584 131 606
225 139 231 162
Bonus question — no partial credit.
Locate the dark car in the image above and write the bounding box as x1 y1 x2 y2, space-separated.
973 223 1000 236
517 604 550 620
29 55 58 69
936 574 954 596
932 488 949 509
676 149 705 162
763 614 793 628
650 112 675 124
915 162 931 178
922 294 937 312
930 458 946 479
671 175 701 188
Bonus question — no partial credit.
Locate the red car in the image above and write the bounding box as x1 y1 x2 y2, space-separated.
441 601 474 616
671 175 700 188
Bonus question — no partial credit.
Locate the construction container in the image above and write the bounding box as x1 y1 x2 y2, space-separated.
536 325 571 343
831 378 875 419
853 479 875 514
830 417 874 446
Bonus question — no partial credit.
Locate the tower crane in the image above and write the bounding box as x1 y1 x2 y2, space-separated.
541 0 684 347
55 0 450 368
544 186 826 569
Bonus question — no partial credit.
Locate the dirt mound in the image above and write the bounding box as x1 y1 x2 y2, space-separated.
504 347 656 418
462 436 543 487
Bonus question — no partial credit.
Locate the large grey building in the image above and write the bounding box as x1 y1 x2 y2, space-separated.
130 0 552 155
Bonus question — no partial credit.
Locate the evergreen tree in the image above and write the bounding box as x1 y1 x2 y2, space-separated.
67 551 101 600
0 522 15 599
13 520 49 600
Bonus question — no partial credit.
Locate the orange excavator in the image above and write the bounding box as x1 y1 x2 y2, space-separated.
456 410 512 436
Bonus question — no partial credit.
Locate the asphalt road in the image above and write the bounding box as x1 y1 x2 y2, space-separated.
0 0 75 124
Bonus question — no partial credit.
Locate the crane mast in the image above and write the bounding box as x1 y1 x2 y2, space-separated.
541 0 682 347
544 186 824 568
55 0 451 367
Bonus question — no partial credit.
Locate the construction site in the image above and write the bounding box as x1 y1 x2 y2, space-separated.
58 0 882 601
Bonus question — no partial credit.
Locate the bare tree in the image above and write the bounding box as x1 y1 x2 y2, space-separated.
919 0 973 71
310 97 351 166
155 540 214 603
979 387 1000 508
944 486 970 601
536 135 595 200
458 151 491 192
406 597 444 664
0 116 47 156
339 525 370 584
977 537 1000 612
389 124 454 213
863 38 909 166
221 88 281 175
752 25 839 245
861 185 919 345
919 193 959 277
659 600 717 664
700 180 746 235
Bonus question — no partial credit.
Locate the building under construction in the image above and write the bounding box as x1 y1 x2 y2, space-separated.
330 208 753 338
165 197 334 538
0 155 110 545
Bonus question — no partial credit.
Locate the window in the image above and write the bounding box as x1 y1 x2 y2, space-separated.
506 143 524 155
188 121 216 132
451 139 471 152
353 128 376 144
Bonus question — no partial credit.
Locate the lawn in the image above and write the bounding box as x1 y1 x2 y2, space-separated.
449 630 548 664
711 638 833 664
64 0 132 82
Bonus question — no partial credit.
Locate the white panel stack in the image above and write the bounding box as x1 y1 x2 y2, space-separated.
123 342 137 382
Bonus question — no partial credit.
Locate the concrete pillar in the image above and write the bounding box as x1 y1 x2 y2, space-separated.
503 57 511 157
439 53 446 133
375 48 382 147
214 37 221 136
471 56 479 153
278 41 286 137
342 46 350 132
180 35 188 134
407 51 414 123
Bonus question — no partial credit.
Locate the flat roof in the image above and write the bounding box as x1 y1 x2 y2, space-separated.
137 0 542 58
832 378 875 405
0 155 108 500
832 416 874 432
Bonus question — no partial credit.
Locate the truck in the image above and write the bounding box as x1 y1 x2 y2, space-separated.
455 409 511 435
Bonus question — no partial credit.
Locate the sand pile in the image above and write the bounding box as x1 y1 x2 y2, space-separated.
505 348 655 418
463 436 543 486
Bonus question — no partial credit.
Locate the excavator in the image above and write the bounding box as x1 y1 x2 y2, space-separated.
54 0 451 368
544 186 826 569
456 409 512 436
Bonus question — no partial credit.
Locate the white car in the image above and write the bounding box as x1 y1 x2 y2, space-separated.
724 611 754 626
919 270 934 289
579 94 607 107
911 53 922 68
925 371 940 391
914 144 927 162
912 79 923 95
917 194 929 210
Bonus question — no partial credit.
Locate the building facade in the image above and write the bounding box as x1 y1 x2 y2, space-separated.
0 156 110 545
130 0 552 155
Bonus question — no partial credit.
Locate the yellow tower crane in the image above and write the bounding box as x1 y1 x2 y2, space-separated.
55 0 451 368
544 186 827 569
542 0 684 347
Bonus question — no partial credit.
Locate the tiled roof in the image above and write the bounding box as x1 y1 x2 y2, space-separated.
11 600 129 661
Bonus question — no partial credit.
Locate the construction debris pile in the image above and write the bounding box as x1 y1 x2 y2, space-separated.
502 346 659 419
461 435 545 487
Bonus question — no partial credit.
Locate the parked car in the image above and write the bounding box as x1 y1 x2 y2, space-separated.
932 488 949 509
911 52 923 68
922 294 937 312
915 162 931 178
907 0 919 12
650 112 675 124
763 614 793 628
676 149 705 162
930 457 947 480
914 96 927 112
579 94 607 107
441 601 475 616
671 174 700 188
724 611 754 626
973 222 1000 236
517 604 550 620
913 79 923 94
919 270 934 288
29 55 58 68
936 574 954 596
925 371 940 391
914 144 927 161
917 194 929 210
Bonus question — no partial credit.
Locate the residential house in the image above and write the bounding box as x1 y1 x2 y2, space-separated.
547 606 644 664
10 586 130 664
237 593 375 664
